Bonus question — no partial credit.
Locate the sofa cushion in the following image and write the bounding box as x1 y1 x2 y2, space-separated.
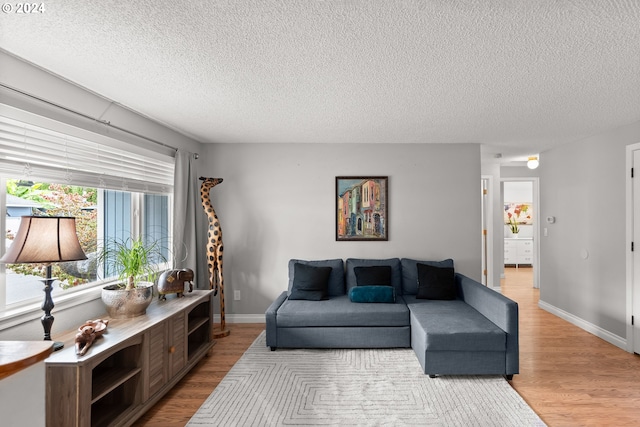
349 285 396 303
288 263 331 301
346 258 402 294
354 265 392 286
277 295 409 327
288 259 345 296
416 263 456 300
407 299 506 352
401 258 454 295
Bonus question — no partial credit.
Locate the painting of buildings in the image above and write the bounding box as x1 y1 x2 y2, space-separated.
336 177 387 241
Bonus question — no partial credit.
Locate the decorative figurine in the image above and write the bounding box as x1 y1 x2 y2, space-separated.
75 319 109 356
199 177 230 338
158 268 194 300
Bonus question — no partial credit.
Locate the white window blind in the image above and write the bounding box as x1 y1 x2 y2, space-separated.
0 115 174 194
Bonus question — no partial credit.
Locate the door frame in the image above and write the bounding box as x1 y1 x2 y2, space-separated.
500 177 540 289
625 142 640 353
481 176 494 287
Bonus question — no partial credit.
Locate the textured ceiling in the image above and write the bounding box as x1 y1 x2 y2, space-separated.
1 0 639 163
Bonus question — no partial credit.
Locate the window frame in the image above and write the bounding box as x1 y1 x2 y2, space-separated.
0 181 173 333
0 111 175 332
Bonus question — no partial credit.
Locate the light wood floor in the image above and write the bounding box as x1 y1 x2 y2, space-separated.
134 268 640 426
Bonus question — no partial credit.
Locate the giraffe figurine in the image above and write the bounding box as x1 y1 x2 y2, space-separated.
199 177 230 338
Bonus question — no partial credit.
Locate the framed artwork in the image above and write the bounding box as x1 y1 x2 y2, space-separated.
503 203 533 225
336 176 388 241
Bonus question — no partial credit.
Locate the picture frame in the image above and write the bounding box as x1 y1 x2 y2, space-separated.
336 176 388 241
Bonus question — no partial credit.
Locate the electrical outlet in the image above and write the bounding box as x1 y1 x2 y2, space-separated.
234 290 241 301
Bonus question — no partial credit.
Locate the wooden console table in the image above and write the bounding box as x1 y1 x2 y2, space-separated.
45 290 215 427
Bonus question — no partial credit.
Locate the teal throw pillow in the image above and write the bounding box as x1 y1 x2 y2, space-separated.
349 285 396 303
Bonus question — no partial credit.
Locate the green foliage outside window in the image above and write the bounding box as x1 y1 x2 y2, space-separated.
5 180 98 289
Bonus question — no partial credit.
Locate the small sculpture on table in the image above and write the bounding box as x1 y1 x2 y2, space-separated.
158 268 194 300
75 319 109 356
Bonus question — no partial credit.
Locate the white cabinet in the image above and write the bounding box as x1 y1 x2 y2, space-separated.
504 238 533 267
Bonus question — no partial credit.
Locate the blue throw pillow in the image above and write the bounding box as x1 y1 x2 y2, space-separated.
349 285 396 303
416 263 456 300
354 265 392 286
288 263 332 301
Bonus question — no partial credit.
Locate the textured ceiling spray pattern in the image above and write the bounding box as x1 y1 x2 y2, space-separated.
0 0 638 159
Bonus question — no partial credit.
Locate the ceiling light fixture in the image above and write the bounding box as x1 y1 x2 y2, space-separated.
527 156 539 169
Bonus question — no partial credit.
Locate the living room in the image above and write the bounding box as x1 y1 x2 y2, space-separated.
1 2 639 426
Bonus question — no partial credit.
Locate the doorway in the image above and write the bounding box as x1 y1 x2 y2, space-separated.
501 178 540 289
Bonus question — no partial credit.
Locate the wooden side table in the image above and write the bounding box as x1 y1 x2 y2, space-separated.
0 341 54 427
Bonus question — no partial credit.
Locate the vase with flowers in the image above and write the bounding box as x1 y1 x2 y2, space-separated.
506 204 531 237
508 215 519 236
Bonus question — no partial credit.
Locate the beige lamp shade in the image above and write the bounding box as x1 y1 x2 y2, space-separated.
0 216 87 264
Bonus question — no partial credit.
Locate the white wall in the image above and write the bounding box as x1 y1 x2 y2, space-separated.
539 120 640 342
504 181 532 203
201 143 481 316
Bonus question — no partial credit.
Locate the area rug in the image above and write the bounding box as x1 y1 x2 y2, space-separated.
188 332 545 426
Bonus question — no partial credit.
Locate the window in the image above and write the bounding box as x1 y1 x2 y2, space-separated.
0 114 174 312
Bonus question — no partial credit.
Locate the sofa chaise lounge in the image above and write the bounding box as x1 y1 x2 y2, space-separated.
265 258 519 379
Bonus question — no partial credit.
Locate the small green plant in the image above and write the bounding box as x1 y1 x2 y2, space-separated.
98 237 167 290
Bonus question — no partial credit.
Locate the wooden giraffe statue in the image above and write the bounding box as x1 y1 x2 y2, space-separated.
199 177 230 338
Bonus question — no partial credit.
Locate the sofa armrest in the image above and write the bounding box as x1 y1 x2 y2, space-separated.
265 291 289 348
456 273 519 374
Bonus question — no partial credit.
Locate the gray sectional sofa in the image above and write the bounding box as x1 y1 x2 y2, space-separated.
265 258 519 379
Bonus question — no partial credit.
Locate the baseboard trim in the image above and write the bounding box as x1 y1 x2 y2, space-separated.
213 314 266 323
538 299 627 351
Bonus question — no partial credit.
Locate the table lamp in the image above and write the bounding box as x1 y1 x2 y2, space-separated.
0 216 87 351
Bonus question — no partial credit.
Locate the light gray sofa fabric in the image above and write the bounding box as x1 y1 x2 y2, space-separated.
404 273 518 376
275 326 411 349
265 291 288 347
406 299 505 351
456 274 519 375
277 295 409 328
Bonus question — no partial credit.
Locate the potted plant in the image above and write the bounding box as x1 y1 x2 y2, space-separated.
508 215 520 236
98 237 167 318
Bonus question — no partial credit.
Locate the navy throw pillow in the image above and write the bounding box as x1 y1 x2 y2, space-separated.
416 263 456 300
288 263 332 301
354 265 392 286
